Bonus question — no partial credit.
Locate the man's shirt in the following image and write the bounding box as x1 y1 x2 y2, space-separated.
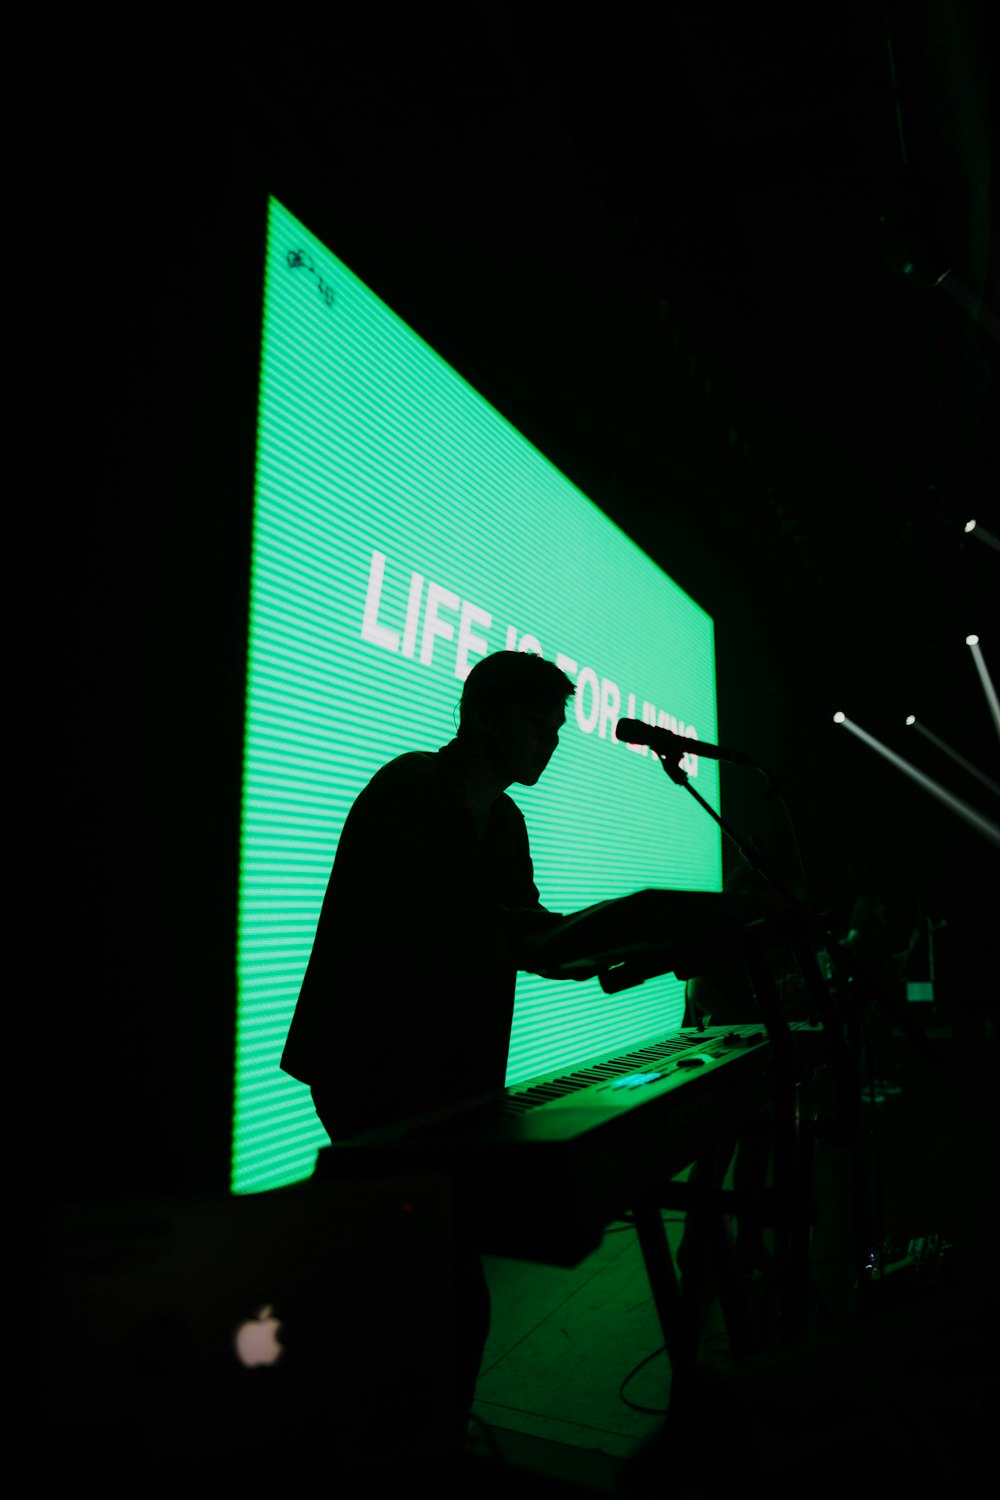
281 739 561 1136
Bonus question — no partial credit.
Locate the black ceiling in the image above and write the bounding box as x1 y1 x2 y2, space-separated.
83 2 997 929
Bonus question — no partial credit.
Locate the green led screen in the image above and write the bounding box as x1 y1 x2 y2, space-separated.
234 196 721 1193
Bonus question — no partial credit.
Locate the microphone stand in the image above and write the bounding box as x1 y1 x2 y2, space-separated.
653 750 856 1343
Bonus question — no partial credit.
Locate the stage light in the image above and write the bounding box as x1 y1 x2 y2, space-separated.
833 711 845 724
966 634 979 646
964 519 976 533
832 714 1000 851
905 715 915 726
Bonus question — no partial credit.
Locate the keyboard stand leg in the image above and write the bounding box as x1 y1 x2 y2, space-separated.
683 1146 759 1361
632 1198 699 1411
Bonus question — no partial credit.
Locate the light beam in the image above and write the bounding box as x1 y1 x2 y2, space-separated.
967 637 1000 745
934 269 1000 340
832 714 1000 851
966 521 1000 554
906 717 1000 800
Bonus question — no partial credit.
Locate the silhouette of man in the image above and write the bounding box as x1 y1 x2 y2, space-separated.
280 649 576 1448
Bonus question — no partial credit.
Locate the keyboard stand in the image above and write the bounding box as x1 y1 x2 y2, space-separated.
631 1071 822 1413
631 1196 695 1394
632 1137 763 1413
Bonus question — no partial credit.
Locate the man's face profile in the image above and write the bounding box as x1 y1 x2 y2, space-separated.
491 701 565 786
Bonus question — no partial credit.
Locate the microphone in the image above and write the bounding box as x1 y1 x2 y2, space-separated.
614 718 756 766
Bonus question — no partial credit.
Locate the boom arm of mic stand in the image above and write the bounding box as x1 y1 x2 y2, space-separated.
656 752 794 908
656 750 848 1055
657 752 826 968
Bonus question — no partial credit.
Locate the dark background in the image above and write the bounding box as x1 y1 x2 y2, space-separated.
67 3 997 1198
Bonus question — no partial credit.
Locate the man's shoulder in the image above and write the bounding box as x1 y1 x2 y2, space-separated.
358 749 448 803
370 750 440 783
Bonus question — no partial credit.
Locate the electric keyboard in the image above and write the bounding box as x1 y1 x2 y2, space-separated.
323 1019 828 1265
524 887 748 989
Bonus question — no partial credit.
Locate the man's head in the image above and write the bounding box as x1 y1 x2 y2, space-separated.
458 651 575 786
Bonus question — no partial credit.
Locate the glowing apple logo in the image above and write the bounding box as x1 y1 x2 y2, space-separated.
234 1304 284 1368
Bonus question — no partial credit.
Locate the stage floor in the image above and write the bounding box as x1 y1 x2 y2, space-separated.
468 1019 997 1493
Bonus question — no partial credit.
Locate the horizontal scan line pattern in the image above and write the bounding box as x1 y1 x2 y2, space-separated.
232 197 720 1194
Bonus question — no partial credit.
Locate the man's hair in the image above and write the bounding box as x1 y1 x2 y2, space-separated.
458 651 575 738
